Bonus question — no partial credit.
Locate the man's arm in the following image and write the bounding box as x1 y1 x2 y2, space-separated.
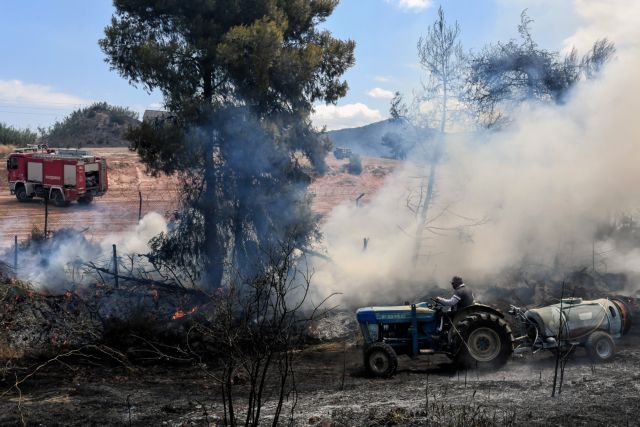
437 294 461 306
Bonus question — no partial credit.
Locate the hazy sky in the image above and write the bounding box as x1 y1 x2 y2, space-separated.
0 1 588 131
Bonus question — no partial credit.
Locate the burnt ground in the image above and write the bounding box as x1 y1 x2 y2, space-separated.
0 336 638 426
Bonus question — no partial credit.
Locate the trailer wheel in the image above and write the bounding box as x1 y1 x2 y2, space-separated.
586 331 615 362
50 190 69 207
453 313 513 369
15 185 31 202
364 342 398 378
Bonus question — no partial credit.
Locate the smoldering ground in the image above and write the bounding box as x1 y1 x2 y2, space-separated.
312 34 640 308
1 212 168 292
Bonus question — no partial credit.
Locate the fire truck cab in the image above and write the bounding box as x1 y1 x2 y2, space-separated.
6 145 108 207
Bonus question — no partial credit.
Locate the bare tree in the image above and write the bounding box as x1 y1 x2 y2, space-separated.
195 238 331 426
417 7 467 134
412 7 467 265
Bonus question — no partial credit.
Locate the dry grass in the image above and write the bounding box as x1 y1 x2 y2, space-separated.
0 278 29 360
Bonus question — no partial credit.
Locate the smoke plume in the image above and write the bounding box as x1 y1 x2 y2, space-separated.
7 212 167 291
312 19 640 307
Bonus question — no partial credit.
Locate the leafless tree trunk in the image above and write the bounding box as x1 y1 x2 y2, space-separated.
412 7 466 266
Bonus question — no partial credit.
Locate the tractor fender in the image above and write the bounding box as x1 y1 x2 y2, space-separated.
450 304 505 325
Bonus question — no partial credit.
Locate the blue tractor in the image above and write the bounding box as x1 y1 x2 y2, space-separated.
356 300 514 377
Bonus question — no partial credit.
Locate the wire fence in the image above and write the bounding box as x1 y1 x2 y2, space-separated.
0 187 179 251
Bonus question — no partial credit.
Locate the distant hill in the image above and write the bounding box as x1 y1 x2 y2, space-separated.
42 102 140 148
41 109 435 154
326 119 435 158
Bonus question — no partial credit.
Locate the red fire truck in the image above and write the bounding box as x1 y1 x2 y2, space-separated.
6 145 108 206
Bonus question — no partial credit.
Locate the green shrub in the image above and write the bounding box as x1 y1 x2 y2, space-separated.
0 123 37 146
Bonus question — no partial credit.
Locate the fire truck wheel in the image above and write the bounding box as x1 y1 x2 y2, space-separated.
15 185 32 202
50 190 69 207
586 331 615 362
78 195 93 205
364 342 398 378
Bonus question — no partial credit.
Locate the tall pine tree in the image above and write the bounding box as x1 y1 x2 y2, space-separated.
100 0 355 287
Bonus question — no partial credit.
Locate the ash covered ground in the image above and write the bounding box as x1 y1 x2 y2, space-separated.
0 250 638 426
0 305 638 426
2 137 639 426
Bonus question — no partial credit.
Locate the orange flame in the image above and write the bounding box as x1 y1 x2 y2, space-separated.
171 306 198 320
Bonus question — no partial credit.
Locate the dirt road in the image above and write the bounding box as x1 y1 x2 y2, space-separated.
1 148 398 249
0 148 178 250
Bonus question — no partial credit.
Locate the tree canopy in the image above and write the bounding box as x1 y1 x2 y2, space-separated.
100 0 355 288
0 123 37 146
416 6 466 133
466 11 615 128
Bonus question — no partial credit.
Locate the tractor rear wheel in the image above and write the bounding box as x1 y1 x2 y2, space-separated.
364 342 398 378
585 331 615 362
453 313 513 369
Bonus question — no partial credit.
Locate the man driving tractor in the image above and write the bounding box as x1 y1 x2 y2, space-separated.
435 276 474 310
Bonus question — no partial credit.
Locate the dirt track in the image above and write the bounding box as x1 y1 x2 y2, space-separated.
0 147 398 249
0 337 638 426
0 148 179 249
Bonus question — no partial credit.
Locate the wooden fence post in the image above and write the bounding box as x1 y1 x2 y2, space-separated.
14 235 18 273
113 244 119 288
44 196 49 238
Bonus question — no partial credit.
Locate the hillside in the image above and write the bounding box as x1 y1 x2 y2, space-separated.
42 102 140 148
326 118 435 157
39 110 434 153
309 153 400 216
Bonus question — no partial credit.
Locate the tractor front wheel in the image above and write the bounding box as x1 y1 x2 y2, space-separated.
364 342 398 378
453 313 513 369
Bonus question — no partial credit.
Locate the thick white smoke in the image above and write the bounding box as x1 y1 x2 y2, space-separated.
312 6 640 306
14 212 167 290
100 211 167 255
